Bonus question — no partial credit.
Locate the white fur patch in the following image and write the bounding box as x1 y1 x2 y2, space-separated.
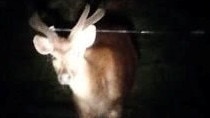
65 56 91 99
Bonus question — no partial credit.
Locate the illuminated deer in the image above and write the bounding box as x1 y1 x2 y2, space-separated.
29 4 137 118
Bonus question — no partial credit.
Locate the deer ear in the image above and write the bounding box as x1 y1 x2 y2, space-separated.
72 25 96 49
33 35 54 55
81 25 96 48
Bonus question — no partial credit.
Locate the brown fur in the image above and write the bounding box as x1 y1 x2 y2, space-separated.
73 32 137 117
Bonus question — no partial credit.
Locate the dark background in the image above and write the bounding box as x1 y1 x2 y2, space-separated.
1 0 209 117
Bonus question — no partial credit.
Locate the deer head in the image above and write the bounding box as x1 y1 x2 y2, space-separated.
29 4 105 85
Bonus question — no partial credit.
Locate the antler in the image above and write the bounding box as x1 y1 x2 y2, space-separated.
29 13 58 40
84 8 105 29
68 4 105 40
29 4 105 42
68 4 90 40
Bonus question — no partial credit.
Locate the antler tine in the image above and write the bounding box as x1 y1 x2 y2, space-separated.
83 8 105 29
29 13 58 40
68 4 90 39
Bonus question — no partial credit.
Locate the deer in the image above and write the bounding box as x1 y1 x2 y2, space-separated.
29 4 137 118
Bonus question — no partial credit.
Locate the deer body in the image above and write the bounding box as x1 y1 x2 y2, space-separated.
30 4 137 118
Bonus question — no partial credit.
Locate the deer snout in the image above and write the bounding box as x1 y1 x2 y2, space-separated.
58 73 71 85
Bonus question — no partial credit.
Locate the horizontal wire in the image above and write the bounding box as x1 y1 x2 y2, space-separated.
49 26 205 35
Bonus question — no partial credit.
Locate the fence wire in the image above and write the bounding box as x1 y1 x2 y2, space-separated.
49 26 205 35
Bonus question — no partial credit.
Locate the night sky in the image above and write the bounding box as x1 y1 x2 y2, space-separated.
1 0 209 118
